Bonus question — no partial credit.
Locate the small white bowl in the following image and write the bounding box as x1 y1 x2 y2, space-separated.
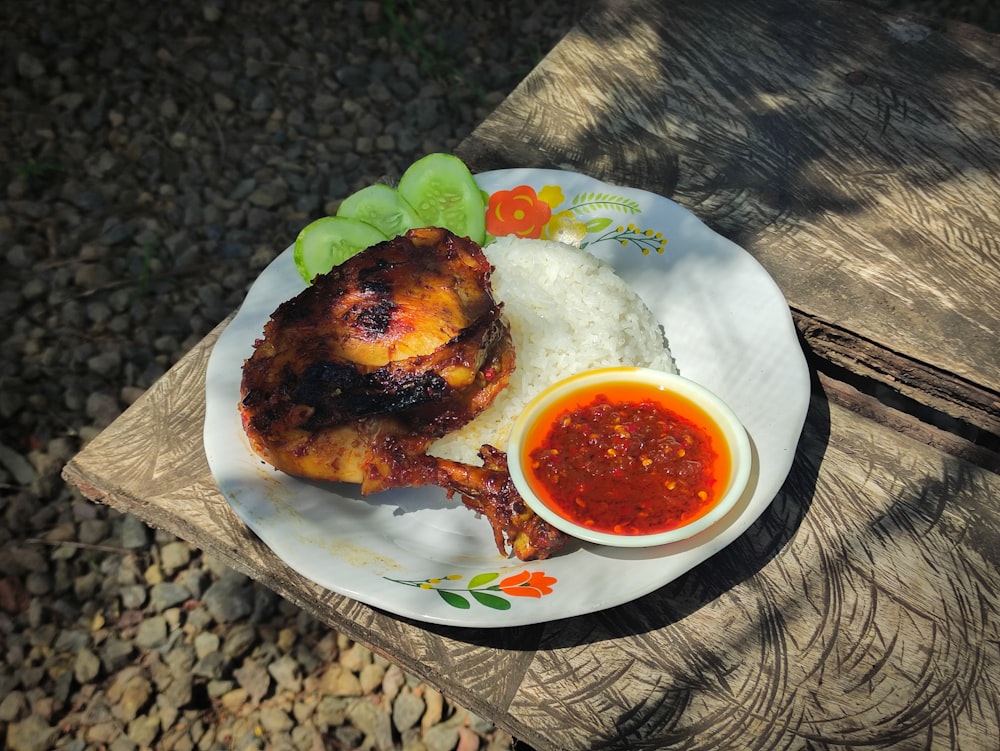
507 367 752 547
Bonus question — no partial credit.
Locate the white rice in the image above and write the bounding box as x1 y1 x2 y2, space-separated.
428 236 676 464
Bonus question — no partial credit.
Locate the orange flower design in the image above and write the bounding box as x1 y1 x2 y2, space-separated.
498 570 558 598
486 185 553 238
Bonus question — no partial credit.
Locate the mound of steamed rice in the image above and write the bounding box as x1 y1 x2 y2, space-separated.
428 236 676 464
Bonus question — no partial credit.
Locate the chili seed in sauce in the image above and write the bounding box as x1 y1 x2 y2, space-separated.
527 394 722 535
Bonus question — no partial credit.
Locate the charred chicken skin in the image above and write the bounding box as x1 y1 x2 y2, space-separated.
240 227 568 560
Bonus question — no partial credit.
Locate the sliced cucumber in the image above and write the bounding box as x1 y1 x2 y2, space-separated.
336 183 424 238
293 216 388 283
397 153 486 244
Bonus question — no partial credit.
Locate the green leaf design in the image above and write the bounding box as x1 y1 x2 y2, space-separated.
569 192 641 215
470 591 512 610
468 572 499 588
438 590 471 609
584 217 612 233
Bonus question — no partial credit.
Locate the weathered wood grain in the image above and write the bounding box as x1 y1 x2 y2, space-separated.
63 322 1000 749
458 0 1000 441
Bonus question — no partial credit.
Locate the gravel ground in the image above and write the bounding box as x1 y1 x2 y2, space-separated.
1 2 994 751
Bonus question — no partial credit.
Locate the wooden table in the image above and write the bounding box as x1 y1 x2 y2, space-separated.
64 0 1000 748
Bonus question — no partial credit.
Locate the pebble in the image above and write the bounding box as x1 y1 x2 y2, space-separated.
394 691 426 732
203 569 254 623
119 513 151 549
6 714 58 751
74 649 102 684
159 540 192 574
149 581 189 612
134 616 168 649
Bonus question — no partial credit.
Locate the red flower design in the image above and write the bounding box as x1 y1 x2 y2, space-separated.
498 570 557 598
486 185 553 238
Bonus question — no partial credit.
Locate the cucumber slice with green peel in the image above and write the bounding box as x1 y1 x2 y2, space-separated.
293 216 388 283
397 153 486 244
336 183 424 238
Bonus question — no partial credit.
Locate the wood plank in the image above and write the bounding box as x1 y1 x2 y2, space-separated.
63 317 1000 749
457 0 1000 437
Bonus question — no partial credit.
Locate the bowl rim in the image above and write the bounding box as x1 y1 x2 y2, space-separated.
506 366 753 547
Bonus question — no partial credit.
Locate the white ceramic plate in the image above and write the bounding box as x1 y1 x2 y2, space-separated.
204 168 810 627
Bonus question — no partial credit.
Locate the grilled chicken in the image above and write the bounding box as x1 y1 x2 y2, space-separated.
240 227 568 560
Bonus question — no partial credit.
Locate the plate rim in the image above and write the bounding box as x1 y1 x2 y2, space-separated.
203 167 811 627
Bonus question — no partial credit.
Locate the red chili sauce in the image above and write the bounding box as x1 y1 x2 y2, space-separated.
522 381 730 536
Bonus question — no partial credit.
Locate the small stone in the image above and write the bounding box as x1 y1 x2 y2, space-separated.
156 695 179 732
457 726 481 751
134 615 168 649
193 651 227 680
73 571 101 602
174 564 207 600
268 654 301 693
359 662 386 694
119 514 150 549
159 540 192 574
87 350 121 378
85 721 118 745
0 443 37 486
213 92 235 112
0 690 26 722
74 648 101 684
233 658 270 704
259 706 294 734
165 644 196 675
17 52 46 79
421 686 444 730
276 626 297 653
319 663 362 697
101 636 135 671
109 671 153 723
220 687 249 712
340 642 371 673
185 605 213 631
362 1 381 23
128 714 160 747
292 725 321 751
382 664 406 702
6 713 59 751
423 724 459 751
392 691 425 733
194 631 220 660
203 3 223 22
222 622 257 659
348 698 394 749
247 183 287 209
314 695 350 730
143 563 163 585
203 569 253 623
120 584 147 610
149 582 189 612
99 221 134 245
163 670 193 707
24 571 51 595
77 518 110 544
293 693 319 724
160 97 179 119
206 679 234 698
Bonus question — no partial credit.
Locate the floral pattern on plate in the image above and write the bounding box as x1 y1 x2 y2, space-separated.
485 183 669 255
387 570 558 611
